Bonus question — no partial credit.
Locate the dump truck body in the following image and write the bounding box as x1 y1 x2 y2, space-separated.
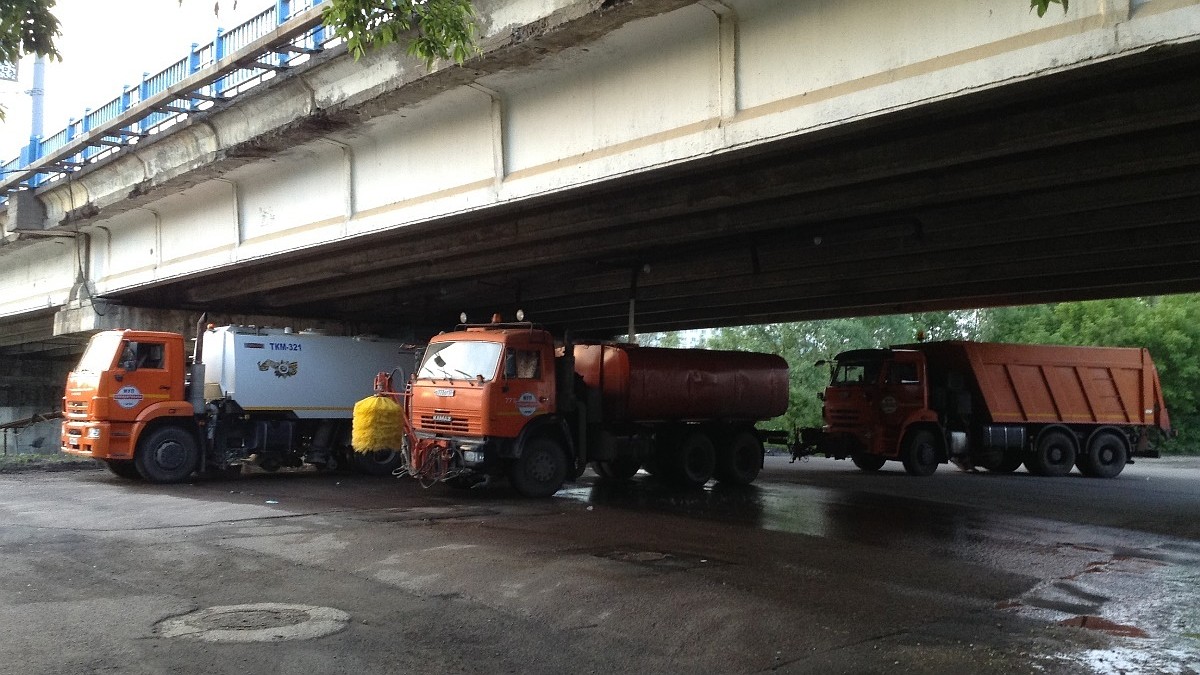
908 341 1171 430
795 341 1170 478
384 322 788 497
63 325 411 482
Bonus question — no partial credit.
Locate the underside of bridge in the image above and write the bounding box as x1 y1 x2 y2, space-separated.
95 42 1200 338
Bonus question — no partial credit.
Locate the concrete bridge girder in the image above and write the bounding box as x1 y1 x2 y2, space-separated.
0 0 1197 351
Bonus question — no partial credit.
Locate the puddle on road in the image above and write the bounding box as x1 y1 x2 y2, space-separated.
561 474 1026 567
561 474 1200 672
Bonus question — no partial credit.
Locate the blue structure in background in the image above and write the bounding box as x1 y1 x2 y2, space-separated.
2 0 328 191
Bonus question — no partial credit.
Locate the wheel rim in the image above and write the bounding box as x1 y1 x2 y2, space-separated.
154 441 187 471
1098 445 1117 465
1047 445 1067 465
916 442 936 466
527 448 555 482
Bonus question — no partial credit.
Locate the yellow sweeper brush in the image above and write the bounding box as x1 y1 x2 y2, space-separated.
352 395 405 454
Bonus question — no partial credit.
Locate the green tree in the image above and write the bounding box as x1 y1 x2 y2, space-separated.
0 0 60 66
1030 0 1068 17
321 0 476 64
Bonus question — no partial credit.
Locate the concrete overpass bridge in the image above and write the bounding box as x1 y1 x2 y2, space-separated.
2 0 1200 420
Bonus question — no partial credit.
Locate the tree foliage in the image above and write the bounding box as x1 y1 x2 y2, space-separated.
321 0 476 65
1030 0 1068 17
0 0 60 65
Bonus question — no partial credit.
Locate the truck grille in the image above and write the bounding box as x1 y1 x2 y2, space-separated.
417 413 478 435
66 400 89 419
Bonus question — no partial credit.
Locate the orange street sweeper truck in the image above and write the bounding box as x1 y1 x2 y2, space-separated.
63 318 414 481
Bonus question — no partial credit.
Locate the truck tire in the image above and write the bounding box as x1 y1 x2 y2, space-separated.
352 449 405 476
104 459 143 480
714 431 763 485
851 453 887 472
1078 431 1128 478
1027 430 1076 477
135 426 200 483
592 457 641 481
672 432 716 487
901 430 939 477
509 436 568 498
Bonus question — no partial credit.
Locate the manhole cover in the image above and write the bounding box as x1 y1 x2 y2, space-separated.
158 603 350 643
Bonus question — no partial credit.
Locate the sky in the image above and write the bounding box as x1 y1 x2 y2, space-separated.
0 0 269 162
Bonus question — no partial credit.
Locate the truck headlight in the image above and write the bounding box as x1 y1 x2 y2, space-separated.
87 428 101 439
462 450 484 464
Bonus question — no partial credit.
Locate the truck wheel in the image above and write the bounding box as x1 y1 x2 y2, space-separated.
672 432 716 487
714 431 763 485
104 459 143 480
134 426 200 483
901 430 939 477
851 453 887 472
352 449 405 476
592 457 641 481
1027 430 1076 477
1078 431 1128 478
509 437 568 498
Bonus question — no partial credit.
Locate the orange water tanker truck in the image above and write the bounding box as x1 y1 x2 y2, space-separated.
356 315 789 497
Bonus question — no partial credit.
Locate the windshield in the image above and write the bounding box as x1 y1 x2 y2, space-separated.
417 340 503 381
831 358 883 386
75 332 124 374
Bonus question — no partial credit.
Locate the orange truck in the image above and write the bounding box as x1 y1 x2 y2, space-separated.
373 316 789 497
792 341 1172 478
62 319 412 482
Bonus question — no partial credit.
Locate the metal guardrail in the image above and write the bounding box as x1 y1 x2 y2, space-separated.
1 0 336 196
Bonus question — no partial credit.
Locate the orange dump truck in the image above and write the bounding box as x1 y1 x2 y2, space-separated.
371 317 789 497
793 341 1171 478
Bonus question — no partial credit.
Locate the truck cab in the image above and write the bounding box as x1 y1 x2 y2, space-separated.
408 323 564 485
814 348 942 472
62 330 190 463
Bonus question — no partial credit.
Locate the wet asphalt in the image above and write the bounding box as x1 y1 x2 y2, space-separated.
1 455 1198 674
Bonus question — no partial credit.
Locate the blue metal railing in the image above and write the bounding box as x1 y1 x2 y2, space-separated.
2 0 331 194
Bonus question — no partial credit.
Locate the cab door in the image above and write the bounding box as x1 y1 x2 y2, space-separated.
878 353 926 454
492 344 556 438
108 339 173 423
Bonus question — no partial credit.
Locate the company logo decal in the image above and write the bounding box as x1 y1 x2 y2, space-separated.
113 385 144 409
259 360 300 378
516 392 540 417
880 395 898 415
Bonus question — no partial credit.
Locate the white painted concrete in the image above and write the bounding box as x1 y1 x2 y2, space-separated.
0 0 1197 328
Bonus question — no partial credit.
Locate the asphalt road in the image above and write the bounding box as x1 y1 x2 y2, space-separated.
2 455 1199 674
